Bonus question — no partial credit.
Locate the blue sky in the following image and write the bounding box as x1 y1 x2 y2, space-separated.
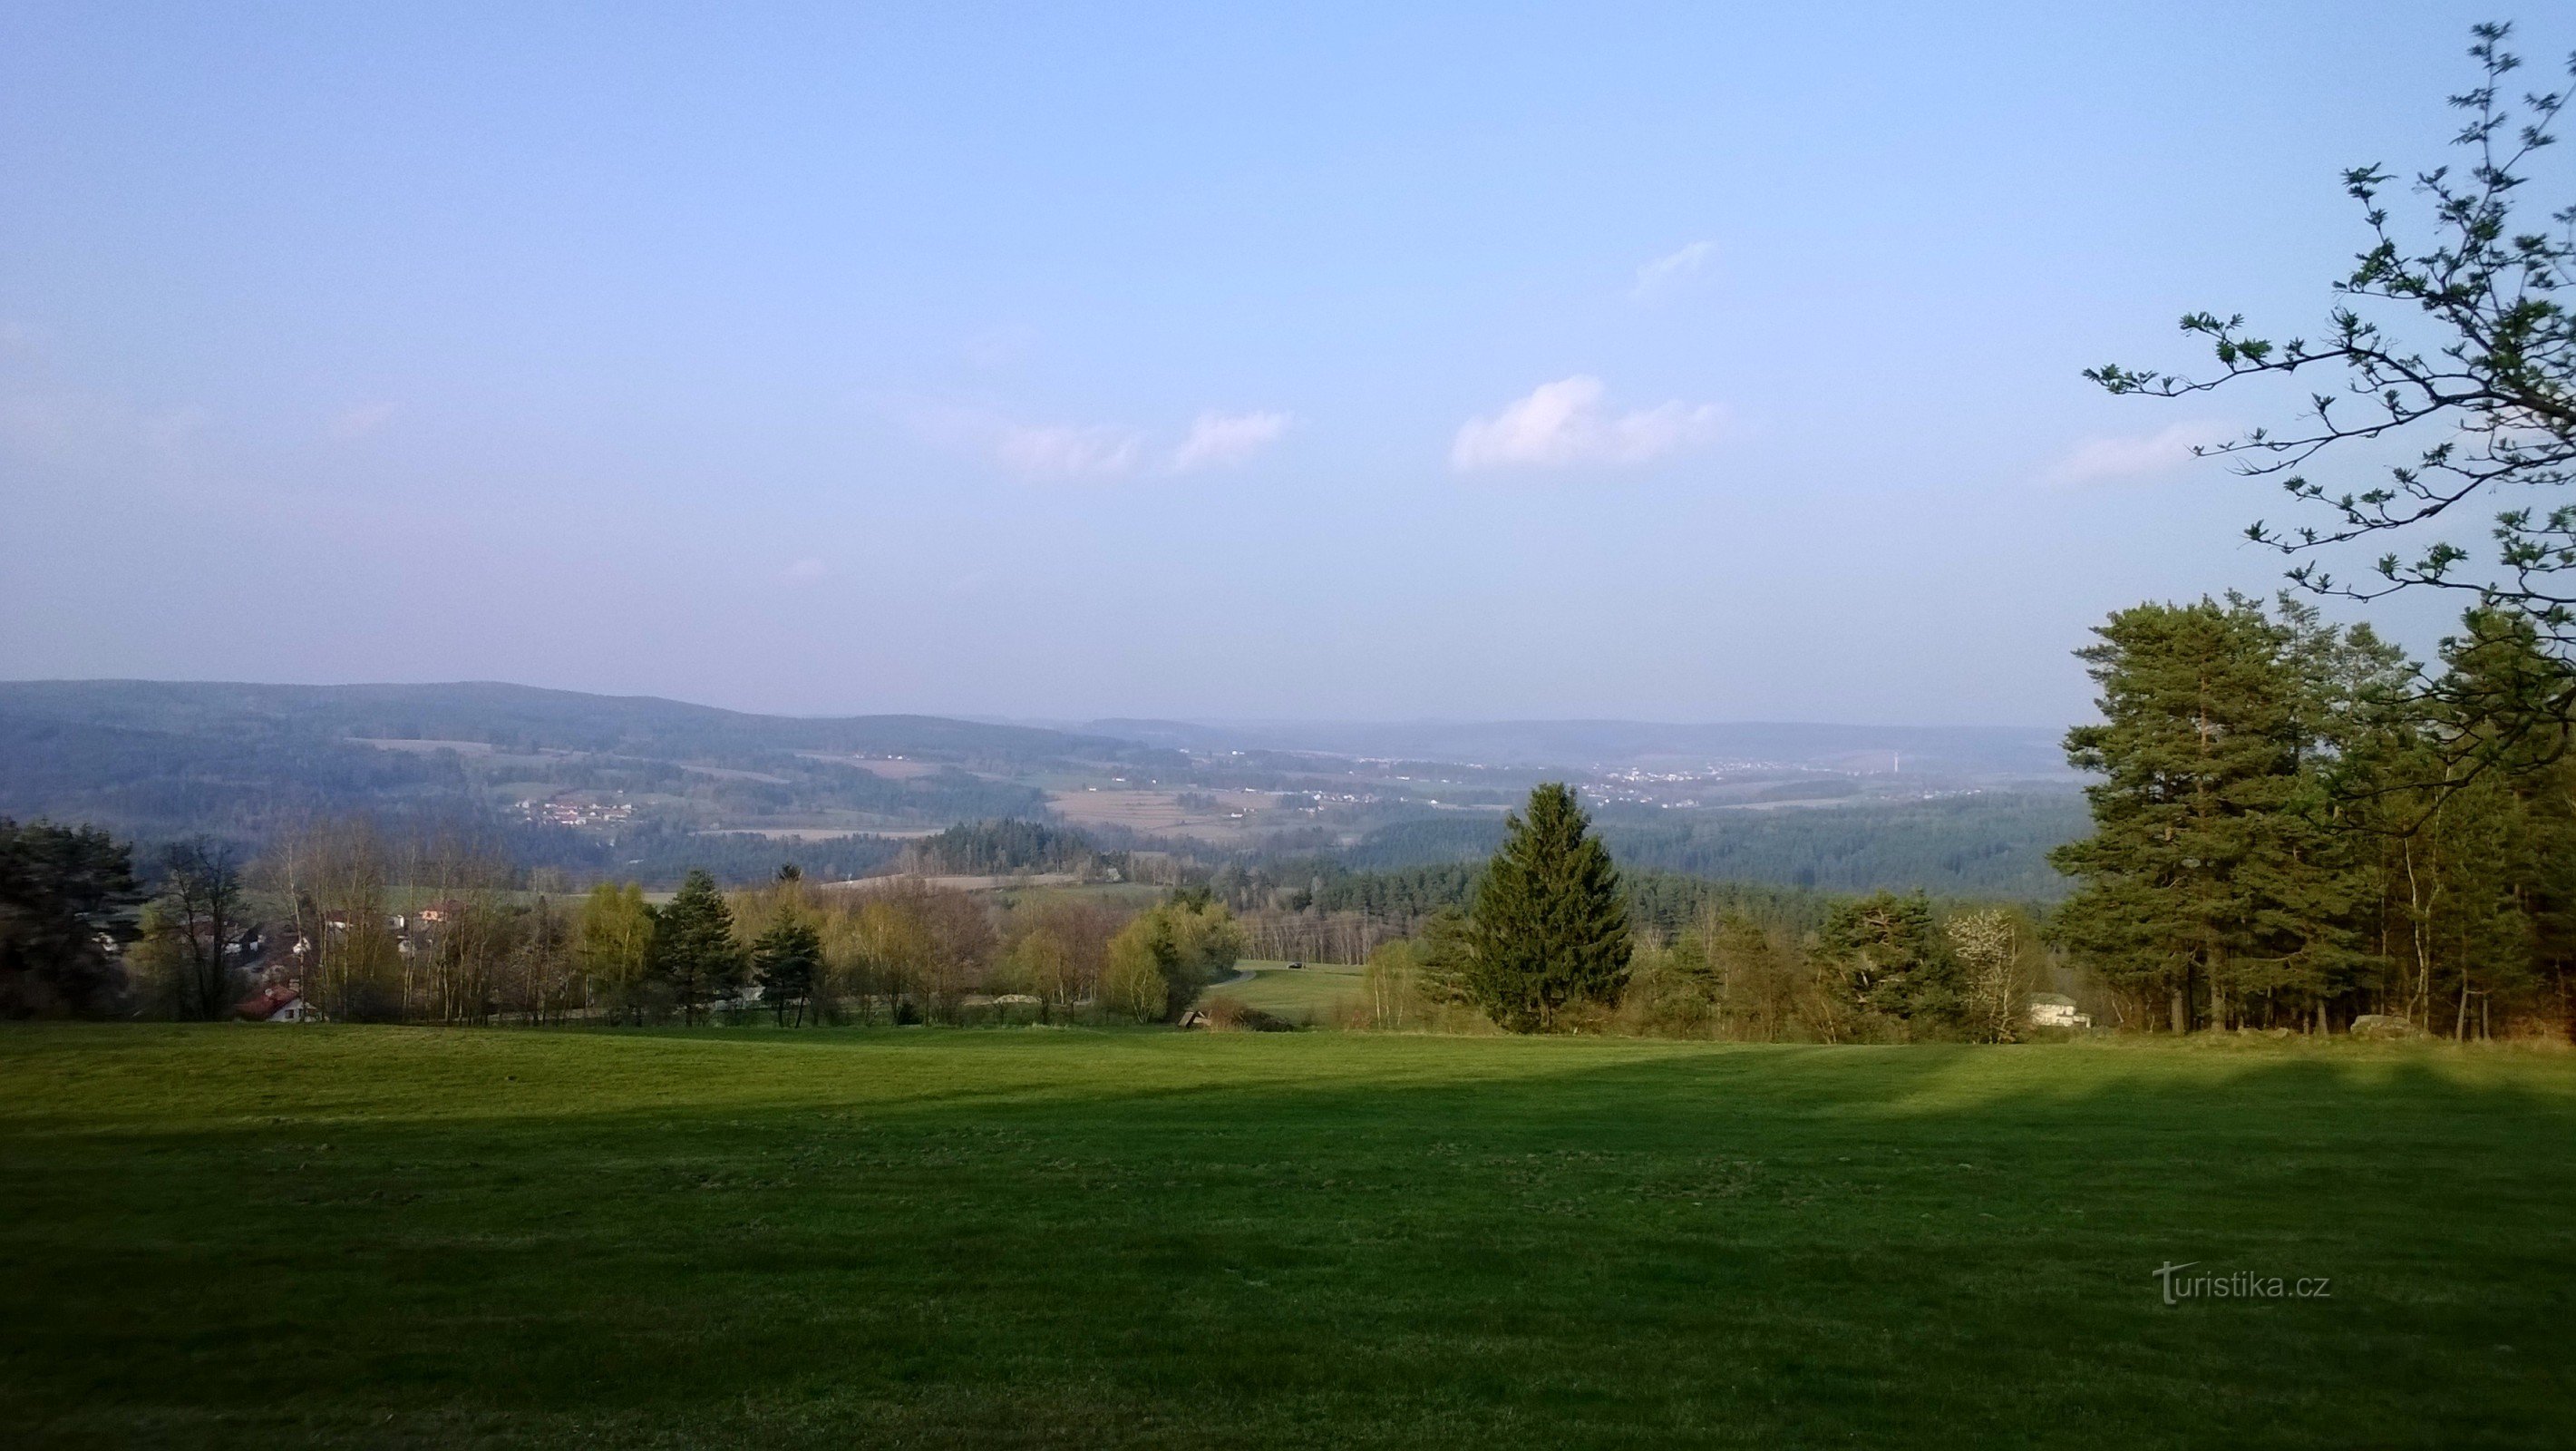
0 2 2530 724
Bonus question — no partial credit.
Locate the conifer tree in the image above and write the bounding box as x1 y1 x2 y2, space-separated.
2365 611 2576 1035
751 916 821 1026
2050 598 2374 1031
1816 891 1957 1026
650 868 743 1025
1466 783 1631 1032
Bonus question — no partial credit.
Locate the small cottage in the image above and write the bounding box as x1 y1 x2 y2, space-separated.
235 983 314 1023
2027 992 2092 1029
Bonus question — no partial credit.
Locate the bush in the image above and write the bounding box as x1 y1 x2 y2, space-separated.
1202 998 1296 1033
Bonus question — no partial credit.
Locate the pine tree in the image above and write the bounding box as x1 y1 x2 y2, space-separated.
650 868 743 1025
2364 611 2576 1037
750 916 821 1026
2050 597 2376 1031
1816 891 1957 1026
1466 784 1631 1032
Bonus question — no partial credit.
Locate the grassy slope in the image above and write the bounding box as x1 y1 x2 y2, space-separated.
1 1027 2570 1448
1203 961 1369 1024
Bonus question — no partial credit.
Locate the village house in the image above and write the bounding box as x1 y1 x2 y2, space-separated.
2027 993 2092 1029
234 983 314 1023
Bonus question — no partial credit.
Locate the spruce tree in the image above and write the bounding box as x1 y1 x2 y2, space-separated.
650 868 743 1025
1467 784 1631 1032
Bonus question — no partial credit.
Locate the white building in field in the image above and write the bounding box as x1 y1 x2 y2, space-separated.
2027 992 2092 1029
236 983 314 1022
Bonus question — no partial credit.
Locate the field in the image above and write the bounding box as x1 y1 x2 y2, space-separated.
1203 960 1371 1025
2 1028 2570 1448
1048 787 1278 842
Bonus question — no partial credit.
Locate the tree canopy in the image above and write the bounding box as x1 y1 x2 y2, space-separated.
2090 24 2576 743
0 818 143 1018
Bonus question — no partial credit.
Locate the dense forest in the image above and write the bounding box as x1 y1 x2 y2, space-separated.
1332 792 2085 899
899 821 1105 876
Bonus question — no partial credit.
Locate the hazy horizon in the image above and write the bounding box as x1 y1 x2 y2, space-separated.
4 3 2506 723
0 672 2077 733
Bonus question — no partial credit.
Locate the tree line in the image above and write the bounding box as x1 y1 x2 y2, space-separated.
2057 24 2576 1039
573 870 1242 1028
0 813 1252 1027
2 799 2060 1040
1339 784 2057 1042
2052 597 2572 1037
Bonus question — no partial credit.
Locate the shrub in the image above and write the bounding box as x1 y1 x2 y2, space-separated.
1202 998 1296 1033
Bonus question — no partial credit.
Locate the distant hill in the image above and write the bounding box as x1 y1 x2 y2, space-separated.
0 681 2088 899
0 680 1175 852
1079 717 2072 779
0 680 1168 766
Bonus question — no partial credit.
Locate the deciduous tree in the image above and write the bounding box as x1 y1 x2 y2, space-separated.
2090 24 2576 749
578 882 657 1024
157 839 247 1022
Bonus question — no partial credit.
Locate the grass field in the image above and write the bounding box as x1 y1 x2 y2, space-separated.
3 1027 2571 1448
1201 960 1370 1024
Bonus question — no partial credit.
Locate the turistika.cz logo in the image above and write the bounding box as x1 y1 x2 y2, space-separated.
2153 1261 2332 1306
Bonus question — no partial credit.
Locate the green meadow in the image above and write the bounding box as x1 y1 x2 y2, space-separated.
3 1027 2570 1448
1202 960 1370 1025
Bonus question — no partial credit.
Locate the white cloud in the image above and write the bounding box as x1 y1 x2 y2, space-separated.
993 422 1144 478
2044 421 2235 484
897 397 1290 481
1631 240 1714 300
1450 375 1727 472
1170 410 1290 472
783 557 828 583
329 402 397 441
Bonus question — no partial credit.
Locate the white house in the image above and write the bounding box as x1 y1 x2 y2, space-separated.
236 983 314 1023
2027 992 2092 1029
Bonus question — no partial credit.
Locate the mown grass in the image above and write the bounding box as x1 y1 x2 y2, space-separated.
1 1026 2570 1448
1203 960 1369 1024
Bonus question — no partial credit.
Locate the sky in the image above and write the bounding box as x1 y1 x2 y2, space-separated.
0 2 2540 726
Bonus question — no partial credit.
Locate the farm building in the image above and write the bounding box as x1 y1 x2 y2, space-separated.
2027 993 2092 1029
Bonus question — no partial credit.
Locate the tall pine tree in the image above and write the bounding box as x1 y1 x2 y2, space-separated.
2050 597 2376 1031
1467 784 1631 1032
651 868 744 1025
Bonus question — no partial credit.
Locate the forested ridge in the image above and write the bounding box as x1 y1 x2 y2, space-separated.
1336 792 2085 900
